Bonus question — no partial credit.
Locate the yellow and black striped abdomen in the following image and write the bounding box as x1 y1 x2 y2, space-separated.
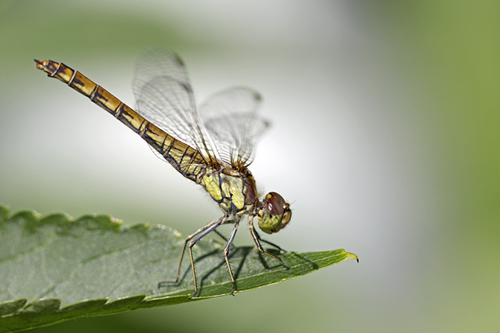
35 59 206 182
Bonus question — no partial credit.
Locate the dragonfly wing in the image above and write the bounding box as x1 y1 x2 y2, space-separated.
199 87 270 167
133 49 216 164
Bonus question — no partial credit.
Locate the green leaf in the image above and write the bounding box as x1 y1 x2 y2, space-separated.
0 203 358 332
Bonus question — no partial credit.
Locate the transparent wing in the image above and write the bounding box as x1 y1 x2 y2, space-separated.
132 48 216 164
199 87 270 168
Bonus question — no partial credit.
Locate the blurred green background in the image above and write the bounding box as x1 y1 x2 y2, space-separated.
1 0 499 331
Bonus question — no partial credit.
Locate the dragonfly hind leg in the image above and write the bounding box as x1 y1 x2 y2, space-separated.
158 216 227 297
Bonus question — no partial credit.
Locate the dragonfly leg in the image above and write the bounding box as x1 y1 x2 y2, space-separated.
212 229 238 249
249 217 289 270
158 219 220 289
187 215 228 297
252 228 287 253
223 221 240 296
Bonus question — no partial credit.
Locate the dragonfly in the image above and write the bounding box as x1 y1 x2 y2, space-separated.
34 49 292 297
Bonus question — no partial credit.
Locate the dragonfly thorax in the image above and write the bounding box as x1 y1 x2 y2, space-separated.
201 166 258 215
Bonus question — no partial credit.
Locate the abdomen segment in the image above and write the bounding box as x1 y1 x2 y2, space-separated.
35 59 206 181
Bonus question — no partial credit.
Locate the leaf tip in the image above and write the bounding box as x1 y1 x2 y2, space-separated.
346 251 359 263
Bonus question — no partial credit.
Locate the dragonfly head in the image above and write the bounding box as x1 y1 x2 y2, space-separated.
257 192 292 234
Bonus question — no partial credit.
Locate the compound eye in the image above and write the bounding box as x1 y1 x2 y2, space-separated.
265 192 285 216
257 192 292 234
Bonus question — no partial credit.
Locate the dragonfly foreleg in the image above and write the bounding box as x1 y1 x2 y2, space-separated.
252 228 287 253
249 216 289 270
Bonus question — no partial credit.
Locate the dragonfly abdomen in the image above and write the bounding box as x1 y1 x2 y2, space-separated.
35 59 205 181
